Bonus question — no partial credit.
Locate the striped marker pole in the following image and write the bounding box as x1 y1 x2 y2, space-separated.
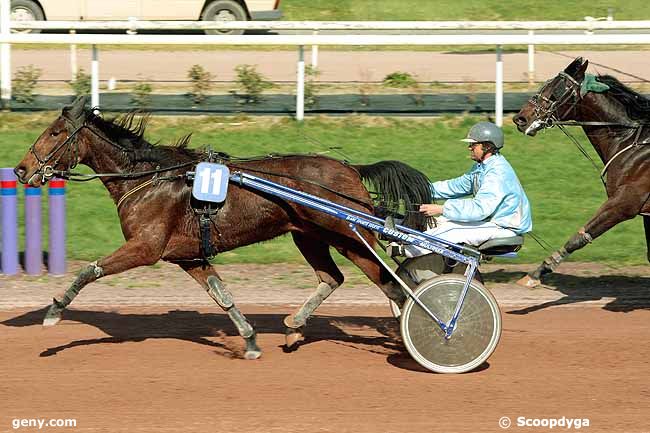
24 184 42 275
48 179 66 275
1 168 18 275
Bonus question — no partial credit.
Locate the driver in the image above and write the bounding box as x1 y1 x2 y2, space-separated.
391 122 532 257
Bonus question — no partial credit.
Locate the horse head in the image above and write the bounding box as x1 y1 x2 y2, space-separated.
513 57 589 136
14 96 90 186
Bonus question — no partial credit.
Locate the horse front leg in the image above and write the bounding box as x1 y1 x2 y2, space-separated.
518 191 643 288
43 238 163 326
178 261 261 360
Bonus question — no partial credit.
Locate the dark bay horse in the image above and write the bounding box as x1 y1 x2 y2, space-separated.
513 57 650 288
14 97 432 359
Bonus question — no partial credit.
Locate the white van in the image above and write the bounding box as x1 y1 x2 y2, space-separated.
10 0 282 34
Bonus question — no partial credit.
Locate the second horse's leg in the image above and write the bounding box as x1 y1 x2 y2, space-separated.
43 238 163 326
178 261 261 359
518 191 643 288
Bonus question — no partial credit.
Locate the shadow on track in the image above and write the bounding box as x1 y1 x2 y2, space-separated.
480 269 650 314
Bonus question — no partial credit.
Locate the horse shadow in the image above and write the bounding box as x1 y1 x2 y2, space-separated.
481 269 650 314
1 307 440 372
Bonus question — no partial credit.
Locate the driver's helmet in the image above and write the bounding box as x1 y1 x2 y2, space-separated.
460 122 504 150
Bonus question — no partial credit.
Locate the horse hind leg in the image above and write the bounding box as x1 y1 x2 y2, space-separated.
179 262 261 360
284 232 344 348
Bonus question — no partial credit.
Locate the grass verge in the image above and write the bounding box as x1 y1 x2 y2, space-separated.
0 113 646 266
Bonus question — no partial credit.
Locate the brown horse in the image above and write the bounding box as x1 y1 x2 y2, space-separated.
13 97 432 359
513 57 650 287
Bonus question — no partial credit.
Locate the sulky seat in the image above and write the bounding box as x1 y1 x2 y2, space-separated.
476 236 524 256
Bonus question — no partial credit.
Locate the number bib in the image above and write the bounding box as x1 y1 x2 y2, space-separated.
192 162 230 203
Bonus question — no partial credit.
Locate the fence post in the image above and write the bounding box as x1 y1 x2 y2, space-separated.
0 0 11 109
296 44 305 121
24 184 42 275
91 44 100 108
311 30 318 68
495 45 503 127
70 29 78 81
528 30 535 87
1 167 18 275
48 179 66 275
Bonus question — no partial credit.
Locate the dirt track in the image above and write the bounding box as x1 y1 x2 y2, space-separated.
1 263 649 432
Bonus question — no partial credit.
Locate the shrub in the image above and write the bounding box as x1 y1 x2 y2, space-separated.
383 71 418 88
131 80 153 109
13 65 41 103
69 69 91 96
304 65 320 107
187 64 213 104
235 64 273 103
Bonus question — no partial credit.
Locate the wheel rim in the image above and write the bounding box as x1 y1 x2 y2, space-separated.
213 9 237 21
11 7 36 21
401 277 500 373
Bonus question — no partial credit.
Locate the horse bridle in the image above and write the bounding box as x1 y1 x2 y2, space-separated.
526 71 650 185
525 72 584 135
28 118 86 184
29 113 140 184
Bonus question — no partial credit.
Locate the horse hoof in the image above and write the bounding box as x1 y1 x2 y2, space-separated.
244 350 262 360
283 314 302 329
43 304 63 326
517 275 541 289
42 316 61 327
285 328 304 348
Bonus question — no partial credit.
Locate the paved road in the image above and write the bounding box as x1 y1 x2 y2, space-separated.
10 48 650 84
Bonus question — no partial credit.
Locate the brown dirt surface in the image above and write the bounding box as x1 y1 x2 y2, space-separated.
1 262 649 432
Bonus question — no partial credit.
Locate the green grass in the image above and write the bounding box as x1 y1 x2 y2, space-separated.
0 113 646 266
282 0 647 21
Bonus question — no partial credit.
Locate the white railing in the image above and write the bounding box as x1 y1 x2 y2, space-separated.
2 11 650 122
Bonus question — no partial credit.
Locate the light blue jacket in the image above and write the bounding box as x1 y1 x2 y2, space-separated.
430 154 532 234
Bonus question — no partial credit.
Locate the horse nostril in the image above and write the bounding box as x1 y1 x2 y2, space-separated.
512 115 528 126
13 166 27 182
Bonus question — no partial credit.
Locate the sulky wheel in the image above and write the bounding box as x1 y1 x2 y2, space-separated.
400 274 501 374
388 253 482 320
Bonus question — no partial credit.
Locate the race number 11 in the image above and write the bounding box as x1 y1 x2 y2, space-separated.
192 162 230 203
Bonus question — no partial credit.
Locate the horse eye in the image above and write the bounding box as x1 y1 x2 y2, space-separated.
50 130 62 137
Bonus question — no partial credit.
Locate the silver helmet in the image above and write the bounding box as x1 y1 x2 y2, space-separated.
460 122 504 150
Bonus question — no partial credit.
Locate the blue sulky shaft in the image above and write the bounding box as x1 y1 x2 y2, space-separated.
229 171 479 338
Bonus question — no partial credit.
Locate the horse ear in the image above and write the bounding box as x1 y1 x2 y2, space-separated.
575 59 589 81
63 96 87 120
564 57 589 80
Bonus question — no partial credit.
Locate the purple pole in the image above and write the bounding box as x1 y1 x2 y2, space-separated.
1 168 18 275
48 179 66 275
24 184 42 275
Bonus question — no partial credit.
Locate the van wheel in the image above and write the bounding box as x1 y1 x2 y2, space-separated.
201 0 247 35
10 0 45 34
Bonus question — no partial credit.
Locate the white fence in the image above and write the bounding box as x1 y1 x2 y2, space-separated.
2 1 650 122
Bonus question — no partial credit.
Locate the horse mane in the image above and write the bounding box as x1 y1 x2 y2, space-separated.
86 110 200 166
597 75 650 121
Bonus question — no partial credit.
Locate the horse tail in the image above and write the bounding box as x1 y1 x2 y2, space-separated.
354 160 433 230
